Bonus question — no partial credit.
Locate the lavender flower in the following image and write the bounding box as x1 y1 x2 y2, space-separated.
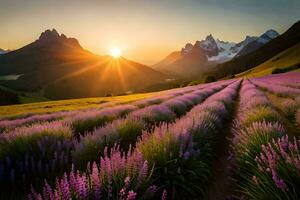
29 145 154 200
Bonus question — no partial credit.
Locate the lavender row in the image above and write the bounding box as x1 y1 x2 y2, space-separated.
27 81 240 200
231 80 300 199
132 80 241 198
68 81 228 138
0 81 232 198
251 76 300 121
0 89 180 133
72 81 229 169
0 82 210 133
252 72 300 89
251 77 300 98
232 79 284 163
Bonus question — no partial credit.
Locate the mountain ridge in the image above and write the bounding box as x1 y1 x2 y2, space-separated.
0 29 169 99
152 29 279 77
212 21 300 78
0 48 10 54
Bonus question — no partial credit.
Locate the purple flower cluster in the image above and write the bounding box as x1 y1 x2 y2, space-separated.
132 93 176 108
0 121 72 143
232 121 285 156
72 118 145 168
0 121 73 191
29 147 156 200
254 135 300 191
160 82 227 116
128 105 176 125
65 105 137 135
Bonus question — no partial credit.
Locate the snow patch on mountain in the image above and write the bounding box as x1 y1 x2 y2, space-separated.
264 29 279 39
180 29 279 63
257 29 279 44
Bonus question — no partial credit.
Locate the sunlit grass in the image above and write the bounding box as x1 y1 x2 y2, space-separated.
0 92 158 119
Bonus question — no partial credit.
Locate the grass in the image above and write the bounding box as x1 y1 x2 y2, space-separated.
236 43 300 78
0 92 157 119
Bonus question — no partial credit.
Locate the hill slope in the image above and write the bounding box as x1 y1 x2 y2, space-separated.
237 42 300 77
0 29 168 99
152 51 182 71
212 21 300 78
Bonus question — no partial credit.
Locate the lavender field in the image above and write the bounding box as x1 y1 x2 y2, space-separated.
0 72 299 200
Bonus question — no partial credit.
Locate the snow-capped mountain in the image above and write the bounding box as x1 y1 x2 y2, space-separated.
197 34 219 57
153 29 280 78
207 36 256 62
236 29 279 57
180 34 257 63
179 29 279 63
257 29 279 44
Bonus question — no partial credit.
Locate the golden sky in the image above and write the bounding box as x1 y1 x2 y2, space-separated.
0 0 299 65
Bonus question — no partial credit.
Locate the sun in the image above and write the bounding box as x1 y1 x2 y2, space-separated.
110 47 122 58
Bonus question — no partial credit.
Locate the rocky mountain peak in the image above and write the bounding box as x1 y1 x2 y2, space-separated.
181 43 194 55
257 29 279 44
39 29 60 41
198 34 219 57
264 29 279 39
205 34 215 42
36 29 82 50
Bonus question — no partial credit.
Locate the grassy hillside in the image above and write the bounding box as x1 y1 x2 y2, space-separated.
0 92 158 118
237 42 300 77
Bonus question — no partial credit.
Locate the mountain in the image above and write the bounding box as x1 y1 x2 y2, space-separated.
169 44 209 77
0 48 9 54
152 51 182 74
207 36 256 62
0 29 169 99
236 29 279 57
184 34 256 63
212 21 300 78
153 29 277 78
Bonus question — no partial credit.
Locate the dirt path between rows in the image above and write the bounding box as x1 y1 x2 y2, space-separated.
202 82 242 200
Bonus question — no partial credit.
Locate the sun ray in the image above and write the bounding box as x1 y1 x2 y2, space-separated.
110 47 122 58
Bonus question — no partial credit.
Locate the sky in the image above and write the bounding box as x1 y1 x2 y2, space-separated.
0 0 300 65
